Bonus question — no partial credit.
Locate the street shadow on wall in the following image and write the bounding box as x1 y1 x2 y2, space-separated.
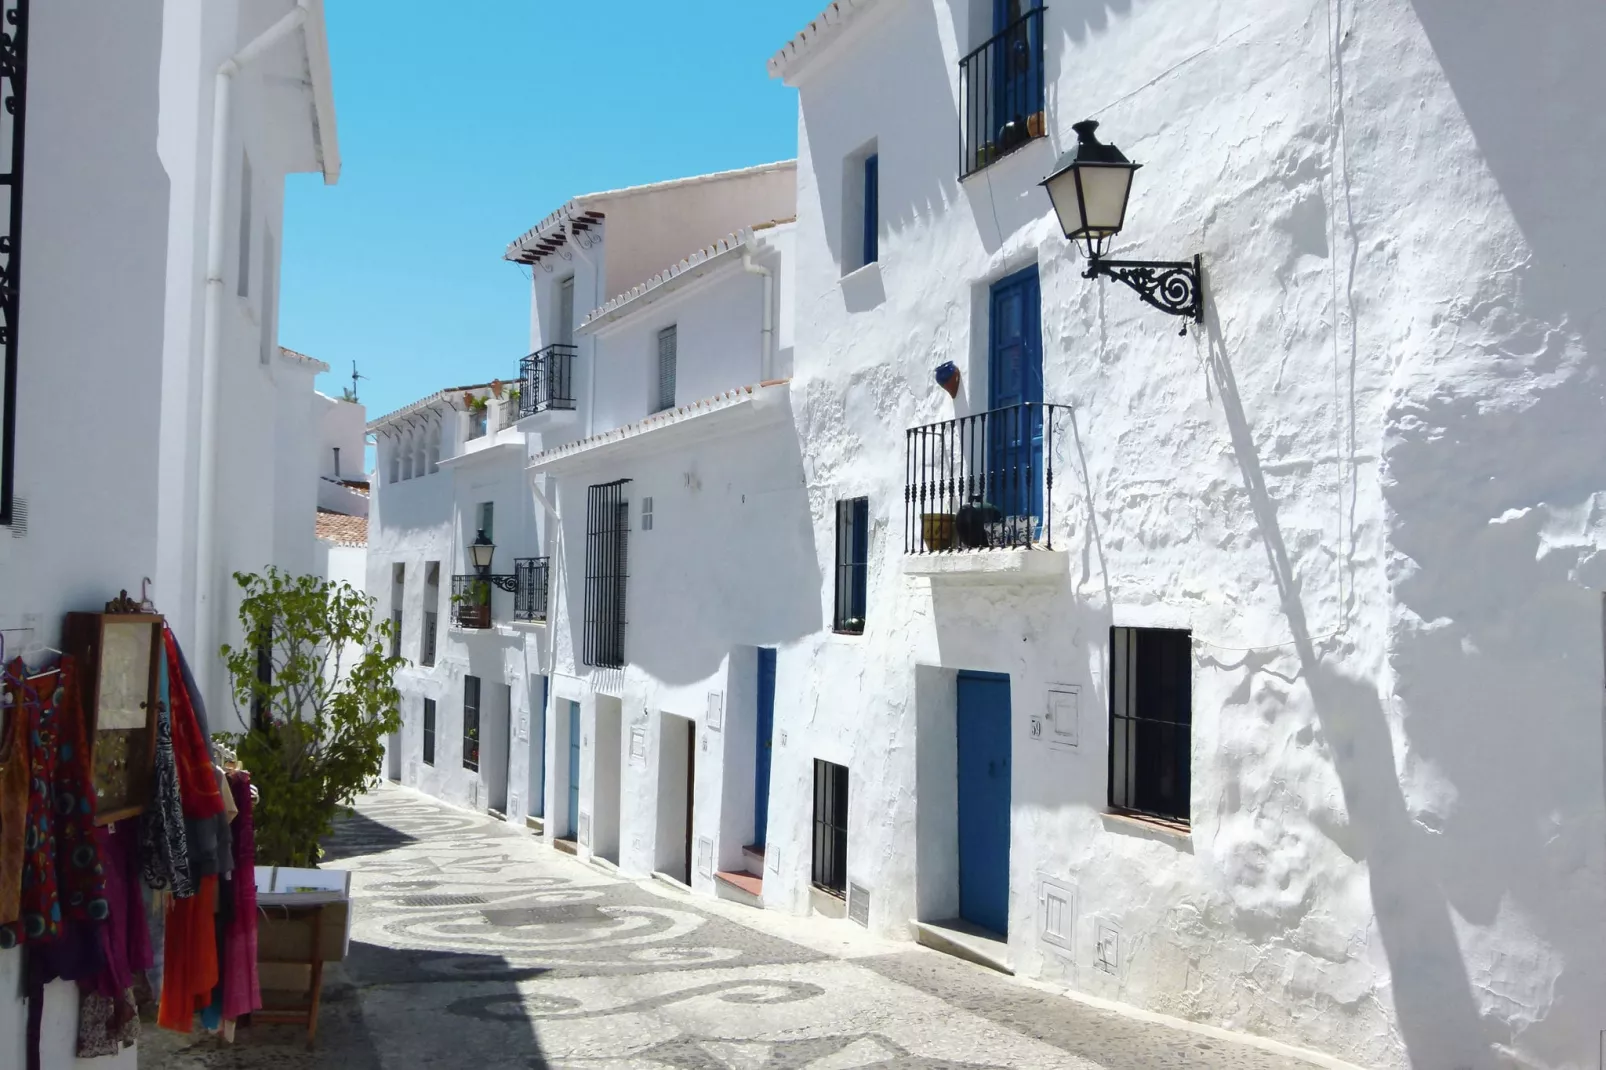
573 408 824 689
1203 314 1494 1069
1385 3 1606 1062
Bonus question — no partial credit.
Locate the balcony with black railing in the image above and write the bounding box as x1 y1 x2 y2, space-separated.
904 402 1065 565
519 343 578 420
959 7 1047 179
514 557 550 623
451 575 492 629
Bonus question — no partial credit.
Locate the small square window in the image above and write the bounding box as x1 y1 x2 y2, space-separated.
642 497 654 531
833 498 869 634
1109 627 1193 825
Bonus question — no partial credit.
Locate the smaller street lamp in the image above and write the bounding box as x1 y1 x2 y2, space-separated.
1040 120 1203 334
470 528 496 577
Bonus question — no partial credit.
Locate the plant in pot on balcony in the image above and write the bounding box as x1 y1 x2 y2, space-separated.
451 579 493 627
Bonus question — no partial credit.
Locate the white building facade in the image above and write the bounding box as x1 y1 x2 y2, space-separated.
756 1 1606 1069
0 0 339 1065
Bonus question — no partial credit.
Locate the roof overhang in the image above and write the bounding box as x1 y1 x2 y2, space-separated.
769 0 888 84
579 233 753 336
527 381 791 475
300 0 342 184
437 441 526 471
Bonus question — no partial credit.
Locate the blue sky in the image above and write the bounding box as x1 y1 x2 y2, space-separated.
280 2 823 426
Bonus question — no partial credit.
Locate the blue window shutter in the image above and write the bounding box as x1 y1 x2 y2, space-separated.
863 154 879 266
850 497 869 619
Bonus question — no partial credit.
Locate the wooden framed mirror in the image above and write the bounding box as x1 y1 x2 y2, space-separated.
64 611 163 824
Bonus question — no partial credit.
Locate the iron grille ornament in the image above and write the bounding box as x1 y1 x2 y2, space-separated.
0 0 28 527
1082 255 1203 335
1040 120 1205 335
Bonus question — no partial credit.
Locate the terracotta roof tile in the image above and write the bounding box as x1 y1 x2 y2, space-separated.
315 510 368 548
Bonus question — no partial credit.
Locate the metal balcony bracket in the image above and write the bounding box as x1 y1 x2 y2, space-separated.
487 574 519 593
1084 254 1203 335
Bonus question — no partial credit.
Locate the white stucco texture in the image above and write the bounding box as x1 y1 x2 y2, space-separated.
771 1 1606 1068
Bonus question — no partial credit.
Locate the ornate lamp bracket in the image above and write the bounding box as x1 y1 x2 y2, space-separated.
1084 254 1203 335
487 574 519 594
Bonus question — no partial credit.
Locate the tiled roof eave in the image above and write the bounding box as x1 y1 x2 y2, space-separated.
769 0 885 81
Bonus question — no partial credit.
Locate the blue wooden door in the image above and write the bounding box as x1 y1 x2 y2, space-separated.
530 676 547 818
992 0 1042 139
566 700 581 839
754 648 777 846
988 265 1044 532
956 671 1012 936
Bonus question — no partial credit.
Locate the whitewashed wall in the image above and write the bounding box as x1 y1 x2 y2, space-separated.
774 0 1606 1067
539 400 816 885
318 391 368 481
0 0 335 1064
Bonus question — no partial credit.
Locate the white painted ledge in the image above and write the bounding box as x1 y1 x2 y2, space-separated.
902 548 1069 582
911 918 1013 975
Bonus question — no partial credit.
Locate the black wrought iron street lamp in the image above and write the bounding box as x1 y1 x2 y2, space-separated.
470 529 518 593
1040 120 1203 334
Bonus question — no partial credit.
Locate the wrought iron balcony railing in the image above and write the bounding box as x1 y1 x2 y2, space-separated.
514 557 550 623
904 401 1064 553
451 575 492 629
959 7 1046 178
519 343 578 418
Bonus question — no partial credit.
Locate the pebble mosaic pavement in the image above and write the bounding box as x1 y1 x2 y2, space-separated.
142 783 1329 1070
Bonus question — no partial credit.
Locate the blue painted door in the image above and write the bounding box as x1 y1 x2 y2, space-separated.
566 700 581 839
956 671 1012 936
988 265 1044 532
754 648 777 846
530 676 547 818
992 0 1043 144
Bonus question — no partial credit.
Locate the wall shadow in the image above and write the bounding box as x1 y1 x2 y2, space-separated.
1204 314 1493 1067
342 941 552 1068
625 410 824 687
320 810 421 863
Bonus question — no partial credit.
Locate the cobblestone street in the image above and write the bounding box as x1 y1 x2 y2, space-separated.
144 785 1337 1069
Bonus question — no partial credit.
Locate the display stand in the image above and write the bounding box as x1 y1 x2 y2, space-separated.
252 903 328 1047
253 867 352 1049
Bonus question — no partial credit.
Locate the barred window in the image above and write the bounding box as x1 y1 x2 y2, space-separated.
1109 627 1192 825
812 759 849 895
833 498 869 634
583 480 630 668
463 675 481 772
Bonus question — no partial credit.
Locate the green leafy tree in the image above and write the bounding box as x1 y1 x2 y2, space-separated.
219 568 403 867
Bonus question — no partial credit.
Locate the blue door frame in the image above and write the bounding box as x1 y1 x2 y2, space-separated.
988 265 1044 531
956 671 1012 936
566 700 581 839
754 649 777 847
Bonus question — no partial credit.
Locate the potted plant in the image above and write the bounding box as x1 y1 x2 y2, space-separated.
451 579 492 629
217 568 403 867
490 378 504 398
921 512 957 551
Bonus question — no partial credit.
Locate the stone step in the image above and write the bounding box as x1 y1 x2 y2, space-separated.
714 869 763 908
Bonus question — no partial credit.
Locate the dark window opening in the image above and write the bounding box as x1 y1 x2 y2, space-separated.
812 759 849 895
583 479 630 668
833 497 869 634
391 609 403 660
250 629 273 733
1109 627 1193 825
862 153 879 266
423 698 436 766
463 675 481 772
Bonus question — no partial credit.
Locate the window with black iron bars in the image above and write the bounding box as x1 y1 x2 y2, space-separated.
812 759 849 895
583 480 630 668
1108 627 1192 825
833 498 869 634
463 675 481 772
422 698 436 766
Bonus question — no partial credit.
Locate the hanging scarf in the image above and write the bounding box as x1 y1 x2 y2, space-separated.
162 630 224 822
138 651 193 897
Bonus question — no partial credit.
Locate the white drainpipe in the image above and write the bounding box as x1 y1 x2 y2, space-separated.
194 2 312 708
742 246 775 382
568 219 602 438
529 470 563 820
